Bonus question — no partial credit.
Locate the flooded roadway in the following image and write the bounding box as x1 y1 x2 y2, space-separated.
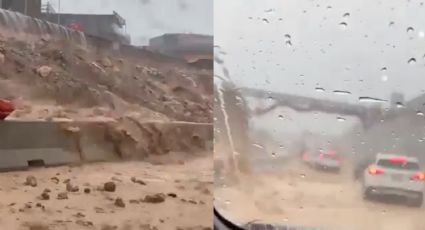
215 157 425 230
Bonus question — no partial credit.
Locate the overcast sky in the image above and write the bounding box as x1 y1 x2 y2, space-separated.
215 0 425 136
43 0 213 45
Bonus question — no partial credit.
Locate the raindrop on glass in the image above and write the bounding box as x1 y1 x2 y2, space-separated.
278 114 284 120
284 34 291 39
252 143 264 149
300 174 306 179
285 40 292 47
315 87 325 92
262 18 270 24
396 102 404 108
408 57 416 65
389 21 395 27
339 22 348 29
417 111 424 116
407 26 415 34
381 75 388 82
343 12 350 18
337 117 346 122
333 90 351 95
358 97 387 103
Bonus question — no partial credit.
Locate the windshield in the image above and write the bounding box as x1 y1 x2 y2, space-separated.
377 159 420 170
214 0 425 229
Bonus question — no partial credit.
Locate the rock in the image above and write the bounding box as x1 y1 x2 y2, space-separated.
142 193 165 203
37 65 52 78
66 183 79 192
40 192 50 200
83 188 91 194
76 220 93 227
114 197 125 208
63 179 70 184
104 182 116 192
43 188 51 193
24 176 37 187
129 199 140 204
101 225 118 230
73 212 85 218
50 177 59 184
130 177 146 185
167 193 177 198
101 57 113 67
57 192 68 200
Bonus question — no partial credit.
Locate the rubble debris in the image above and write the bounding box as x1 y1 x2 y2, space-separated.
167 193 177 198
24 175 37 187
50 177 59 184
101 57 113 67
114 197 125 208
84 188 91 194
142 193 166 203
66 183 79 192
37 65 52 78
131 176 146 185
104 182 116 192
75 220 94 227
40 192 50 200
57 192 68 200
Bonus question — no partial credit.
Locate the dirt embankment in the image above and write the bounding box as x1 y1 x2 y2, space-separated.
0 36 212 124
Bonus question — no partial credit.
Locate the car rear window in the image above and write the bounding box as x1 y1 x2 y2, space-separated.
377 159 420 170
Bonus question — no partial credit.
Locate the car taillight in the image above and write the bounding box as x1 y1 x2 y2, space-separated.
411 172 425 181
368 167 384 175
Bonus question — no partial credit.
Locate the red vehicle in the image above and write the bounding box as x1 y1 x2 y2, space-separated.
303 149 342 172
0 99 15 120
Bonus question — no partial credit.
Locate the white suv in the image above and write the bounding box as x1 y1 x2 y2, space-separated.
362 153 425 207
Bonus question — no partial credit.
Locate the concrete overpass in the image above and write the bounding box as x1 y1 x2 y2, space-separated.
238 87 388 129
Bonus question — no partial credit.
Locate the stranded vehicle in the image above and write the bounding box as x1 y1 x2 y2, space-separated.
302 149 342 172
362 153 425 207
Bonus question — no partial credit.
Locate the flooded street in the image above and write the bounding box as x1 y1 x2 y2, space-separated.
215 158 425 230
0 155 213 230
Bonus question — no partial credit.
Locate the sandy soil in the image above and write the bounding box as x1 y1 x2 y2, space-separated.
215 158 425 230
0 155 212 230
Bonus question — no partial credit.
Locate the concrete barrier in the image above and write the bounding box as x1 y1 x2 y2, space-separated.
0 120 212 170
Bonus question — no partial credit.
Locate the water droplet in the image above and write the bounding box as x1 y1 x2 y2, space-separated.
333 90 351 95
264 9 274 13
389 21 395 27
417 111 424 116
337 117 346 122
381 67 387 71
381 75 388 82
224 200 231 205
396 102 404 108
300 174 306 179
252 143 264 149
279 145 285 149
283 217 289 222
262 18 270 24
359 97 387 103
315 87 325 92
407 26 415 34
285 40 292 47
271 152 276 157
408 58 417 65
343 12 350 18
339 22 348 29
284 34 291 39
278 114 284 120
